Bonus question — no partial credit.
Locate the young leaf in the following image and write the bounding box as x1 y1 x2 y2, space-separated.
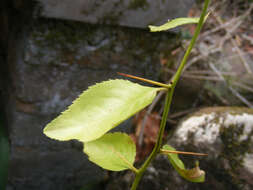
44 79 163 142
162 145 205 183
84 132 137 172
149 13 209 32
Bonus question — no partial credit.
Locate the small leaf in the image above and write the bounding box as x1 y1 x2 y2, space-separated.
163 145 205 182
84 132 136 171
149 13 209 32
44 79 163 142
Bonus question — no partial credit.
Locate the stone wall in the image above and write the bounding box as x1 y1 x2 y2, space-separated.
37 0 195 28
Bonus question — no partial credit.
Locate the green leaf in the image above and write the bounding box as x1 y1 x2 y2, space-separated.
84 132 137 171
149 13 209 32
44 79 163 142
162 145 205 182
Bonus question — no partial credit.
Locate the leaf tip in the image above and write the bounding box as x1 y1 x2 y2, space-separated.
148 25 157 32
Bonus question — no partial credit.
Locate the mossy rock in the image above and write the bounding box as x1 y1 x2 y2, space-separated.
167 107 253 190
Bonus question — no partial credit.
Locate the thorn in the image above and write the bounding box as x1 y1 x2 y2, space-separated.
117 72 170 89
160 149 208 156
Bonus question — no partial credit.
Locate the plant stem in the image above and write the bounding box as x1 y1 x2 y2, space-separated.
172 0 210 86
130 0 210 189
130 92 172 190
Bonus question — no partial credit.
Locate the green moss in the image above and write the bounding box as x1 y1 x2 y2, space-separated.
32 19 99 49
99 13 120 25
218 123 253 188
128 0 149 10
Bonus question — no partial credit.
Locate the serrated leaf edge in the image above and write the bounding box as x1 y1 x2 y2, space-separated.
44 79 163 142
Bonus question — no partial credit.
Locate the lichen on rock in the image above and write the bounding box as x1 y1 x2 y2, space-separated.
168 107 253 189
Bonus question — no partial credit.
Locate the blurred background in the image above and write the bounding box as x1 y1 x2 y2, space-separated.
0 0 253 189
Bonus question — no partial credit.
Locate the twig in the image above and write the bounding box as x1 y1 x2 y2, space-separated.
184 54 205 71
199 17 239 39
221 51 253 61
166 118 177 125
200 3 253 40
184 47 221 71
168 108 196 119
241 34 253 45
233 81 253 94
231 39 252 74
167 68 237 76
209 63 253 108
151 113 177 125
165 68 221 81
167 67 253 94
182 2 253 71
138 91 165 147
213 5 253 74
186 70 237 76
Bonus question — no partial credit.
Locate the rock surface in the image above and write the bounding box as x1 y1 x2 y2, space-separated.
106 107 253 190
36 0 195 28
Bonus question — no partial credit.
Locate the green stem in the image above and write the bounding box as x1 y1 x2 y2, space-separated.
131 92 172 190
130 0 210 189
172 0 210 86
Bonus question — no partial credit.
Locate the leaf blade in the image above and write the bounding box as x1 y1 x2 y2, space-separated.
163 145 205 183
43 79 162 142
84 132 136 171
149 13 209 32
